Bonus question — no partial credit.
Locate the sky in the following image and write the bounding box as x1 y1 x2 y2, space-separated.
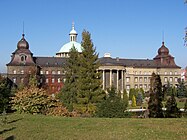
0 0 187 73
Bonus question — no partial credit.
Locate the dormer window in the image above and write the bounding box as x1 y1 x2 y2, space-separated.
20 54 27 63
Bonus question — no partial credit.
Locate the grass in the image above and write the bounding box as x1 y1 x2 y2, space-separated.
0 113 187 140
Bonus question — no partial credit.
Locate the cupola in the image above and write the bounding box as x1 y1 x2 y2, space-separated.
158 42 169 55
17 34 29 49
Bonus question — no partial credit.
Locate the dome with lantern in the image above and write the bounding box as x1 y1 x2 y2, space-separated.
56 23 82 57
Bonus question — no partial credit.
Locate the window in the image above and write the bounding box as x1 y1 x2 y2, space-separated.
144 84 147 89
170 71 172 75
135 77 138 82
135 71 137 75
139 84 142 88
20 55 27 62
157 72 160 75
169 77 173 82
58 78 61 83
63 78 66 82
21 70 24 74
52 78 55 83
58 86 61 91
165 71 167 75
13 78 16 83
46 78 49 83
126 85 130 90
135 85 138 89
164 77 168 82
175 71 177 75
13 70 16 74
57 70 61 74
46 70 49 74
175 77 178 82
40 71 43 74
52 71 56 74
139 71 142 75
144 77 147 82
40 78 43 83
139 77 143 82
126 77 130 83
144 72 147 75
21 78 24 83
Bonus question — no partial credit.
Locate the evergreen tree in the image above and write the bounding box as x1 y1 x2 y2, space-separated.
136 92 143 106
0 75 12 113
96 87 127 118
123 89 129 107
59 46 80 111
148 73 164 118
129 88 136 101
131 95 136 107
75 30 105 115
165 93 180 118
176 78 187 98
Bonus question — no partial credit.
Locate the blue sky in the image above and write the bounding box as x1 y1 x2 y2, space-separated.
0 0 187 73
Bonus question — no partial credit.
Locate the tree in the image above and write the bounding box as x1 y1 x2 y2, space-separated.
136 92 143 106
148 73 164 118
59 46 80 111
11 75 51 114
165 93 180 118
0 75 12 113
74 30 105 115
131 95 136 107
176 78 187 98
129 88 136 101
96 87 127 118
123 89 129 107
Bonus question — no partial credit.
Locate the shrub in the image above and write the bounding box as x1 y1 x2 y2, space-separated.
11 87 50 114
96 87 128 118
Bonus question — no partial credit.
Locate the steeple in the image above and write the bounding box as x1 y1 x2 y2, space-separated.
69 22 78 42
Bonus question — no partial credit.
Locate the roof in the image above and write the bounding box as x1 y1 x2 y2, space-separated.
98 57 180 68
58 41 82 53
34 57 67 67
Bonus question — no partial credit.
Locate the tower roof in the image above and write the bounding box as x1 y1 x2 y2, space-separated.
17 34 29 49
158 42 169 55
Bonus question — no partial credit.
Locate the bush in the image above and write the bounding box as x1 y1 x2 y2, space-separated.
11 87 50 114
96 87 128 118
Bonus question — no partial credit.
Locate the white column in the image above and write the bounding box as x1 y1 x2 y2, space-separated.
110 70 112 87
102 70 105 90
117 70 119 91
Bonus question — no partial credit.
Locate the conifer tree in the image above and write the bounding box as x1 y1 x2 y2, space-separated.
96 87 127 118
123 89 129 107
176 78 187 98
148 73 164 118
59 46 80 111
131 95 136 107
165 93 180 118
75 30 104 115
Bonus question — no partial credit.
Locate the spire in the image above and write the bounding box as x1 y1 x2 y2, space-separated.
69 22 77 42
22 21 25 38
162 30 164 42
72 21 75 30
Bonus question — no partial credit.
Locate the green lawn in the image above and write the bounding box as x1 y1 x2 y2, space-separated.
1 113 187 140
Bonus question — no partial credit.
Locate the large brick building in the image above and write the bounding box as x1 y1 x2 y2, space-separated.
7 24 181 95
